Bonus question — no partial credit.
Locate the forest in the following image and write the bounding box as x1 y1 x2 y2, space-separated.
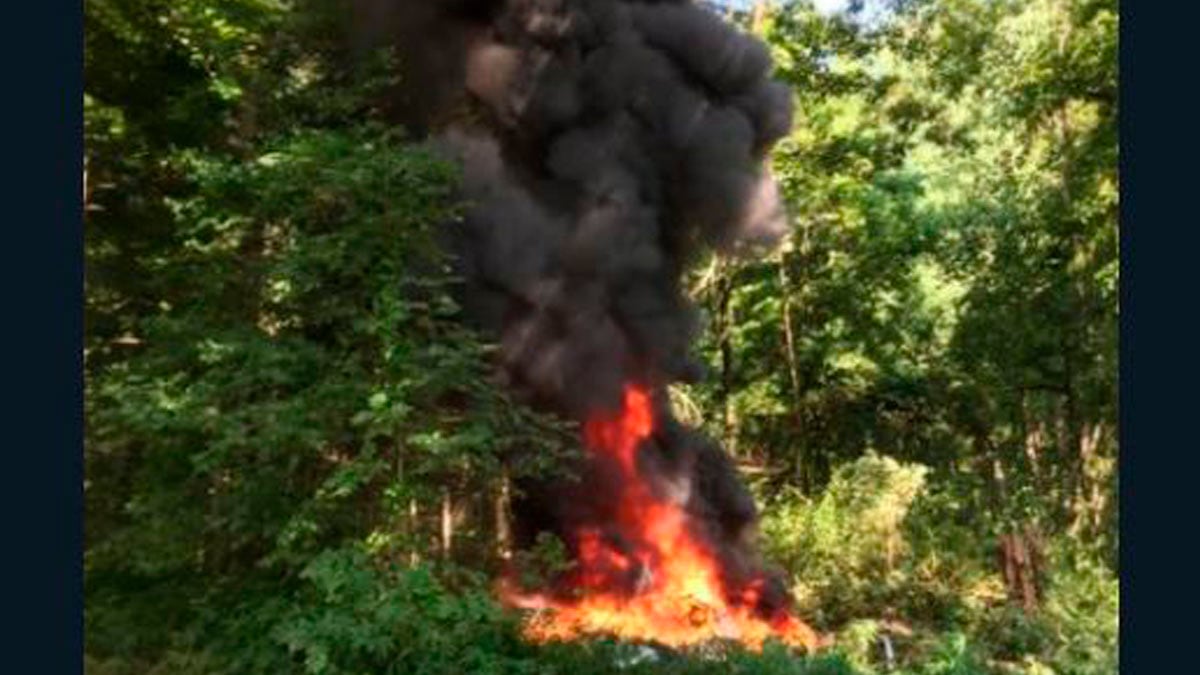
84 0 1118 673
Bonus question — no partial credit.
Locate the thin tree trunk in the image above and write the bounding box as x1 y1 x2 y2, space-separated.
1054 0 1090 525
778 256 808 492
409 498 420 566
1053 394 1073 518
715 259 739 456
495 470 512 561
1070 422 1106 536
440 488 454 558
1021 391 1039 484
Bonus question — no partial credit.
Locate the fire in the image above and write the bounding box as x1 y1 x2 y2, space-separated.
501 384 820 652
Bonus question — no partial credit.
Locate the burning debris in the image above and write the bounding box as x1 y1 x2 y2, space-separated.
353 0 816 651
501 384 819 650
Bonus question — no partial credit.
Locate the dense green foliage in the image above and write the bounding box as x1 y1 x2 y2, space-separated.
85 1 1117 673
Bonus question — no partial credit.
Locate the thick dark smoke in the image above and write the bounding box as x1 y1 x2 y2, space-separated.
354 0 795 616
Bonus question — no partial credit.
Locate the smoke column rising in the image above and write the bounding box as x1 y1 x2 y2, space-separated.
354 0 806 639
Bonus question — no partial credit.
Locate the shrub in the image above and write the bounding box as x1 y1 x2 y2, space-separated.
760 454 1118 674
761 452 931 626
270 549 537 674
1038 547 1119 674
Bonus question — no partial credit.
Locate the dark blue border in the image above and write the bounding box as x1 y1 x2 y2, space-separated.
1119 2 1198 671
5 0 83 671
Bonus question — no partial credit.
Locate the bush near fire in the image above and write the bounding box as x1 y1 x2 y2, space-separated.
86 0 1117 673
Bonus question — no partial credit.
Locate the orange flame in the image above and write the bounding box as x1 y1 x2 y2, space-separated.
502 384 820 652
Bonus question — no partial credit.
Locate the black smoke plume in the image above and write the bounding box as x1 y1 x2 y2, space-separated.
354 0 796 617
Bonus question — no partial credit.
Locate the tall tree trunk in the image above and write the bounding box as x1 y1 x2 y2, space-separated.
409 497 420 565
715 259 739 456
495 470 512 561
440 488 454 558
778 256 808 493
1070 422 1107 536
1053 0 1092 527
1021 390 1045 491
